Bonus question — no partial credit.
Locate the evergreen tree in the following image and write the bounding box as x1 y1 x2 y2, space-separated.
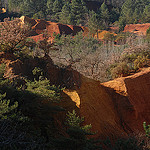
59 2 71 24
88 11 100 36
120 0 150 24
142 4 150 23
70 0 87 25
120 0 135 24
20 0 47 18
100 2 110 29
133 8 140 23
52 0 63 21
54 110 101 150
47 0 55 15
8 0 22 12
119 17 126 32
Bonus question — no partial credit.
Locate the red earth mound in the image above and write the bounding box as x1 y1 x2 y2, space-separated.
20 16 88 42
102 68 150 133
124 23 150 35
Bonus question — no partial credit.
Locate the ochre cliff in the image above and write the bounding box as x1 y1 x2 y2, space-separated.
0 52 150 139
64 68 150 138
20 16 89 43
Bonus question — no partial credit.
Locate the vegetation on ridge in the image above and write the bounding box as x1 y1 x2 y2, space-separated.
0 0 150 149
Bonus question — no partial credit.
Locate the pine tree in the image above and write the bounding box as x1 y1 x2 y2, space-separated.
88 11 100 36
52 0 63 22
20 0 47 18
120 0 135 24
70 0 87 25
54 110 101 150
59 2 71 24
119 17 126 32
47 0 55 15
133 8 140 23
100 2 110 29
142 4 150 23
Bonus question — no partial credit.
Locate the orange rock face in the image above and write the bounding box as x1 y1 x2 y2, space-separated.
124 23 150 35
1 51 150 139
20 16 88 42
63 68 150 138
102 68 150 134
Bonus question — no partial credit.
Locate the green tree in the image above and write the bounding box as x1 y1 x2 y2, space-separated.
100 2 110 29
133 8 140 23
142 4 150 23
52 0 63 21
54 110 101 150
59 2 71 24
70 0 87 25
120 0 135 24
0 93 18 120
143 122 150 138
119 17 126 32
20 0 47 18
46 0 55 15
88 11 100 36
8 0 22 12
32 11 45 19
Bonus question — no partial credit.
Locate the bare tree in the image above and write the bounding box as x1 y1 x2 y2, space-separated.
0 18 31 54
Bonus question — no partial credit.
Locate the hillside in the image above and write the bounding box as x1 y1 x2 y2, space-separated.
20 16 150 42
1 51 150 139
0 13 150 149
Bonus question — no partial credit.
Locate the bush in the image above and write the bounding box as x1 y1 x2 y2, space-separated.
0 63 6 79
143 122 150 138
133 55 148 70
103 134 147 150
54 110 101 150
109 62 130 78
0 18 31 54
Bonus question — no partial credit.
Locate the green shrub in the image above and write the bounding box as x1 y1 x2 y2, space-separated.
54 110 101 150
133 55 148 70
110 62 130 78
143 122 150 138
0 63 6 79
0 92 18 120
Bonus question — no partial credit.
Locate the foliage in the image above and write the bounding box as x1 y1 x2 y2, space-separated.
143 122 150 138
88 10 100 35
0 18 31 54
0 63 6 79
119 17 126 32
107 42 150 79
54 110 101 150
0 92 18 120
133 55 148 70
146 27 150 35
59 2 71 24
109 62 130 78
99 2 110 29
103 32 116 42
5 0 150 28
69 0 87 25
52 32 101 67
103 135 146 150
26 78 61 102
119 0 150 24
0 66 64 149
35 30 52 57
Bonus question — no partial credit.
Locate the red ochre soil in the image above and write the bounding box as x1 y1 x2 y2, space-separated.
123 23 150 35
20 16 150 44
1 52 150 139
20 16 89 42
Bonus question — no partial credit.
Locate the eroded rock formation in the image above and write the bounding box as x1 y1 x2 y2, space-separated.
0 52 150 139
